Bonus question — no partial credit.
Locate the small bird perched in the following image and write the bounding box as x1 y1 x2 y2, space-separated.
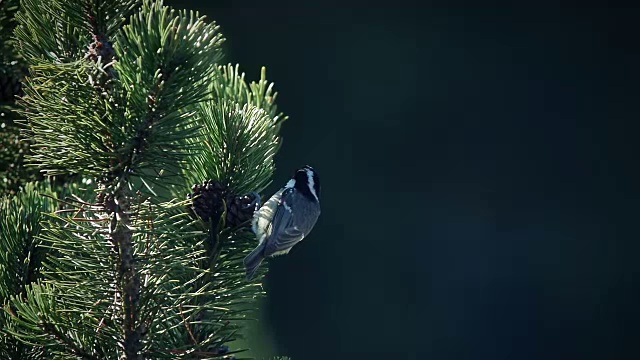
244 165 321 280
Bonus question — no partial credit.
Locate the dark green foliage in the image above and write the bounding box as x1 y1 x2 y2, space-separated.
0 0 20 67
0 182 57 359
0 183 56 300
0 66 23 102
0 0 35 196
0 111 38 196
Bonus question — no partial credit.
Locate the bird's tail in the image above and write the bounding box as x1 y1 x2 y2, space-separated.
244 242 266 280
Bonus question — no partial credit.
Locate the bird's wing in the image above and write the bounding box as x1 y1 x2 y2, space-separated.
263 191 319 258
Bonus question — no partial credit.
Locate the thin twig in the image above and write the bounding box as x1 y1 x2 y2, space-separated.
55 208 88 214
70 217 110 222
42 193 94 209
42 323 100 360
180 304 198 345
68 195 102 207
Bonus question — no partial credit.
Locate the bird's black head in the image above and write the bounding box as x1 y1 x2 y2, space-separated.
294 165 320 201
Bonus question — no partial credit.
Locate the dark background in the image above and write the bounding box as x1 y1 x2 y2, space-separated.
170 2 639 359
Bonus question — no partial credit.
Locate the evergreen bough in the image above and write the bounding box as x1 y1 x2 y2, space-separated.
0 0 289 358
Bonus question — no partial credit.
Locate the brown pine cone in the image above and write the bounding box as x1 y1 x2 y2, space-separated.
188 180 228 223
225 192 260 228
85 35 115 64
188 180 260 228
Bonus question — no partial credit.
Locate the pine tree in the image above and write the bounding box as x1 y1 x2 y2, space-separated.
0 0 291 358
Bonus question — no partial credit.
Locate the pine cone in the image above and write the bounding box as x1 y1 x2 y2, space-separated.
85 35 115 63
188 181 259 228
188 180 228 223
225 192 259 228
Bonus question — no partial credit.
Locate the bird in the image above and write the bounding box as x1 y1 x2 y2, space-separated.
244 165 321 280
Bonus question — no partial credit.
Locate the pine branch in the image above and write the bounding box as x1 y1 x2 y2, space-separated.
112 183 143 359
0 183 54 299
41 323 100 360
5 195 216 357
213 64 287 124
15 0 82 63
182 65 286 198
4 282 107 358
14 0 140 65
20 0 224 184
172 65 289 357
0 182 56 359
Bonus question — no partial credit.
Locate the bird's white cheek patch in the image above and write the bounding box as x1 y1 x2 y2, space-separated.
305 169 318 201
